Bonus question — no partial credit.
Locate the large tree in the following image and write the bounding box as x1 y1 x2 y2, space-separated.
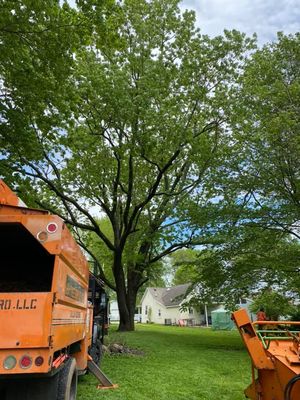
230 33 300 237
183 33 300 307
0 0 254 330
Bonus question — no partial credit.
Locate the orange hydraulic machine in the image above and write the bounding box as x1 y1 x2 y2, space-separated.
232 308 300 400
0 180 115 400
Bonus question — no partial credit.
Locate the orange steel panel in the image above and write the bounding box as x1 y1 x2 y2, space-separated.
232 309 300 400
253 361 300 400
232 309 274 370
0 180 21 207
0 293 53 349
51 325 86 352
0 348 52 374
23 215 63 254
52 258 88 309
73 305 93 372
52 303 87 327
60 227 89 282
0 204 48 216
51 298 89 353
247 336 274 370
232 308 250 326
50 260 90 353
74 340 89 372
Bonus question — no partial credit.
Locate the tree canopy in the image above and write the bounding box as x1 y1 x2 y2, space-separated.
1 1 299 330
231 33 300 238
183 33 300 309
0 0 255 331
175 226 300 310
169 248 199 286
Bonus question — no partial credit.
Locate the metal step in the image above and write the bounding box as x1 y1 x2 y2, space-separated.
87 360 117 389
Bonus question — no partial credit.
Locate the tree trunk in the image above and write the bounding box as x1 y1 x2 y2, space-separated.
126 275 138 331
116 285 133 331
112 251 138 331
112 251 130 331
113 255 141 331
116 277 139 331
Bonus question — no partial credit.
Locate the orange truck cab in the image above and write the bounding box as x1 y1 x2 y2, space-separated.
0 180 108 400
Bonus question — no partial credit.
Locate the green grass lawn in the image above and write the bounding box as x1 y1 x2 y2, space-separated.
77 324 250 400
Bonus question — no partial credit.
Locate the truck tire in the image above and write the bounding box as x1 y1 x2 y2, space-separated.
1 374 59 400
57 357 78 400
89 339 102 365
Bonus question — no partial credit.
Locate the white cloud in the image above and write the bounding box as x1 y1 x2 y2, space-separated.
181 0 300 44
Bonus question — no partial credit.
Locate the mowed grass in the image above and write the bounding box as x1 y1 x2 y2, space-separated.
77 324 250 400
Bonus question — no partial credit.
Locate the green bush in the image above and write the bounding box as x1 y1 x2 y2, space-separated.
249 290 294 320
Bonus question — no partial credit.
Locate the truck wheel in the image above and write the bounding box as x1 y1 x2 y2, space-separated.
89 339 102 365
57 357 78 400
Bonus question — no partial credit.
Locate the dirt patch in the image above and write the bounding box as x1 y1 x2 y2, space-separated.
103 343 145 356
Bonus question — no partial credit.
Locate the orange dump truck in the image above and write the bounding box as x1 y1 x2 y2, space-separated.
232 308 300 400
0 180 110 399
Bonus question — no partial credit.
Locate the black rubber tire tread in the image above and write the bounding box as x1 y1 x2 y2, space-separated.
89 339 102 365
57 357 78 400
0 375 59 400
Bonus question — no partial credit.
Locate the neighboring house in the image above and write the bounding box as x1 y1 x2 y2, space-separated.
140 284 193 324
109 300 142 323
140 284 223 325
112 286 254 326
109 300 120 322
140 284 254 326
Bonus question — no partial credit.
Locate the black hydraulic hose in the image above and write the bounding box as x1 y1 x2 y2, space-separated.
284 374 300 400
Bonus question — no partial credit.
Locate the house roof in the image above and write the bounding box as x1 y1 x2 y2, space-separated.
148 284 190 307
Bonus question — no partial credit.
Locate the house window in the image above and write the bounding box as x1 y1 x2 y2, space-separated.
158 309 161 317
188 307 193 315
145 305 148 315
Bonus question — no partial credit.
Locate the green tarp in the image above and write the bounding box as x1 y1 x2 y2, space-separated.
211 309 235 330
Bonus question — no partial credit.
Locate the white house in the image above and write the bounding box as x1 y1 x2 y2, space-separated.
109 300 142 323
140 284 224 325
112 285 254 326
109 300 120 322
